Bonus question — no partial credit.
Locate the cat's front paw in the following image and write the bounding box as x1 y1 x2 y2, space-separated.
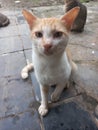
51 93 60 102
38 105 48 116
21 72 28 79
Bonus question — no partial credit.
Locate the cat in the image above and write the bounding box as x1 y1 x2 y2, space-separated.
65 0 87 32
21 7 79 116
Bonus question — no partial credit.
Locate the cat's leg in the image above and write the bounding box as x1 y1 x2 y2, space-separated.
51 81 69 102
38 85 49 116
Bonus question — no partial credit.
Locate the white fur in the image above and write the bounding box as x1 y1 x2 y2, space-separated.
31 25 72 116
32 51 71 86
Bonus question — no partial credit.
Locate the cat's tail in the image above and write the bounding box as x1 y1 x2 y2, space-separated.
21 59 33 79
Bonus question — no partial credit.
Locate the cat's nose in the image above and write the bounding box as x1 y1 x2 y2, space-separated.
43 44 52 51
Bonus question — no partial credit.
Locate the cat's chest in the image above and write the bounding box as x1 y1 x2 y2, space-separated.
33 52 71 85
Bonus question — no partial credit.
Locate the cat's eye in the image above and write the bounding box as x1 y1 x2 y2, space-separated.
35 32 43 38
53 31 63 38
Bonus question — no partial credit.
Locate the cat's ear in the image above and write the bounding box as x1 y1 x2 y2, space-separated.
61 7 80 31
22 9 37 30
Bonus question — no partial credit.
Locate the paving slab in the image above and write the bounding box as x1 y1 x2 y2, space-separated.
68 44 98 62
0 25 19 38
8 16 18 26
0 75 35 117
17 24 30 36
43 102 98 130
0 51 26 77
0 10 16 17
21 36 32 50
24 49 32 62
16 14 26 24
0 36 23 55
72 64 98 101
69 23 98 51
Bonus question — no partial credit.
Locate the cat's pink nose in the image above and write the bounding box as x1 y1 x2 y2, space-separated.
43 44 52 51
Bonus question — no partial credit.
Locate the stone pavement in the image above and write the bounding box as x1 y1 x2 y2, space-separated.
0 1 98 130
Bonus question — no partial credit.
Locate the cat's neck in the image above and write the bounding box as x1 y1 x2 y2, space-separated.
32 49 68 69
33 49 65 61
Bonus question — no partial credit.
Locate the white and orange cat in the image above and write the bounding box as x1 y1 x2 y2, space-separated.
21 7 79 116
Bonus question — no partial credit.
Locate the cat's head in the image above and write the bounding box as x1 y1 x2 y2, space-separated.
22 7 79 56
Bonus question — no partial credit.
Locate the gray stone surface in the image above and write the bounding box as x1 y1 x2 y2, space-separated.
0 36 23 55
68 43 98 62
21 36 32 50
0 1 98 130
16 15 26 24
43 102 98 130
24 49 32 62
0 75 35 117
17 24 30 36
0 52 26 77
72 64 98 101
0 25 19 37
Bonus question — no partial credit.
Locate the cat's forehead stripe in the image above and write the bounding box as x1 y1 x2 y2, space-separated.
33 18 68 35
42 18 58 24
39 18 59 29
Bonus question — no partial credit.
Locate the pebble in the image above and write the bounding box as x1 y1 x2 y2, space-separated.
15 0 21 4
91 43 95 46
92 50 95 54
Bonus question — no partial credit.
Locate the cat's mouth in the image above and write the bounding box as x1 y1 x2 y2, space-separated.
43 47 63 56
44 49 53 56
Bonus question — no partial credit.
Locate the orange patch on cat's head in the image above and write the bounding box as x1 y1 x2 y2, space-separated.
32 17 69 35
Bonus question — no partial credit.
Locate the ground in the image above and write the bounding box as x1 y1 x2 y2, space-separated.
0 0 98 130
